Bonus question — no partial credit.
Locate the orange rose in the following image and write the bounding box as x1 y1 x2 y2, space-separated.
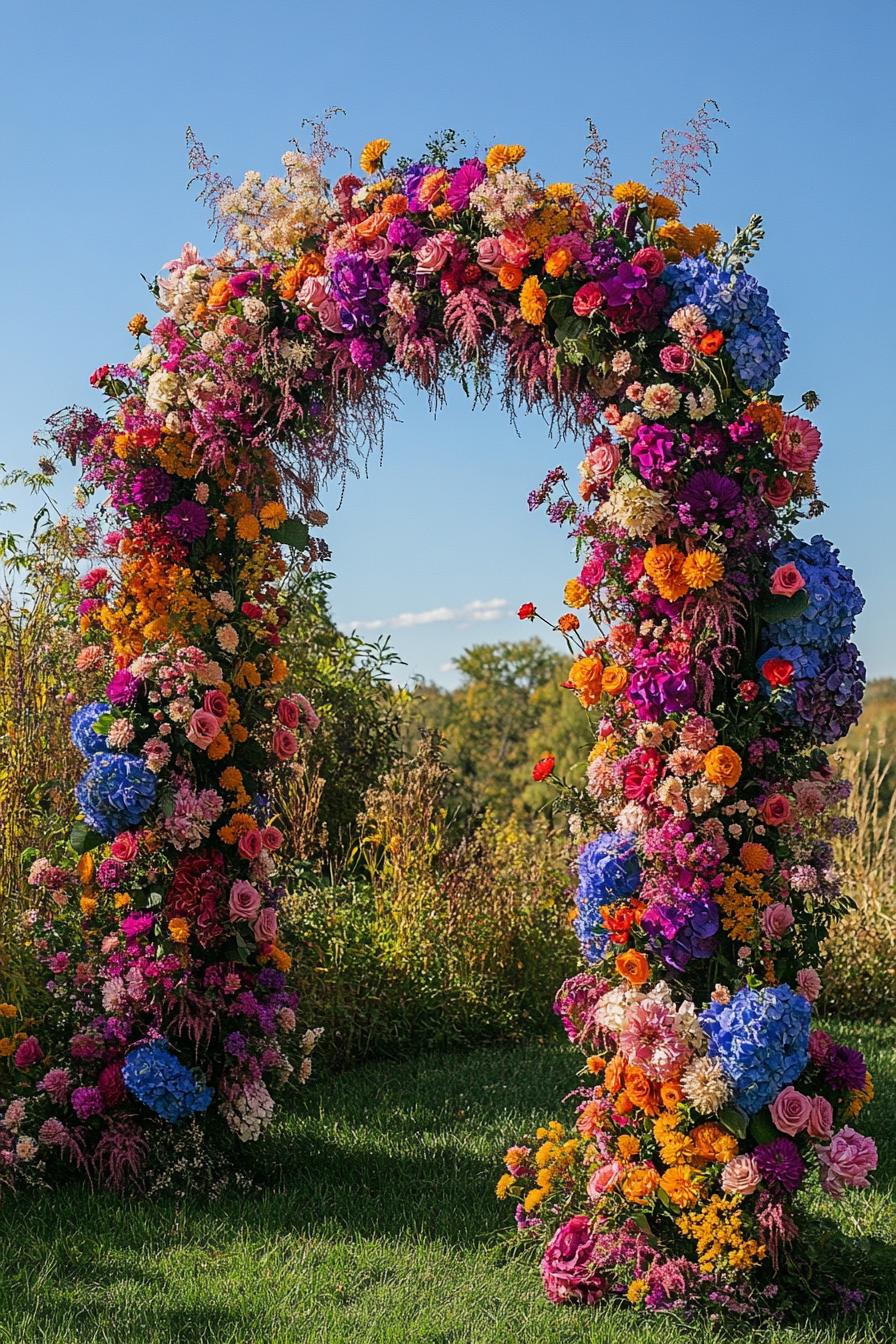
207 278 234 309
356 212 393 241
601 665 629 696
660 1081 683 1111
568 657 604 707
659 1164 702 1208
604 1053 626 1094
703 744 742 788
498 264 523 290
625 1066 660 1116
545 248 573 278
615 950 650 986
621 1166 660 1205
691 1122 738 1165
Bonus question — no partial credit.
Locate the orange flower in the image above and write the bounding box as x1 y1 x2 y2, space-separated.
659 1164 702 1208
697 329 725 356
681 550 724 590
220 767 243 791
647 193 679 221
356 212 393 242
745 401 785 437
236 514 260 542
563 578 590 609
611 181 650 205
558 613 579 633
207 732 232 761
207 278 234 309
545 248 572 278
260 501 287 529
703 745 742 788
621 1166 660 1204
586 1055 606 1075
576 1101 605 1139
359 138 390 175
0 1040 13 1058
687 224 722 256
80 896 97 917
615 949 650 986
691 1122 738 1165
644 545 689 602
601 665 629 696
617 1134 641 1160
168 917 190 944
114 892 131 909
625 1066 660 1116
485 143 526 173
604 1053 626 1094
568 657 604 707
127 313 148 336
498 264 523 291
660 1081 683 1111
740 842 773 874
658 221 690 251
381 193 408 216
519 276 547 325
269 943 292 972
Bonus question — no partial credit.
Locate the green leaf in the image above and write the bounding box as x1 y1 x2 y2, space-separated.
146 890 163 908
69 822 104 855
158 791 175 819
93 713 114 735
719 1106 747 1140
758 589 809 624
269 518 310 550
749 1107 778 1146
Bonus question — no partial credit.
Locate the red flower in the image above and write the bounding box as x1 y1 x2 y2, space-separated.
89 365 110 387
762 658 794 689
135 426 161 449
623 749 661 802
166 851 227 948
532 754 555 782
241 602 264 620
697 330 725 356
518 602 536 620
738 680 759 702
572 282 604 317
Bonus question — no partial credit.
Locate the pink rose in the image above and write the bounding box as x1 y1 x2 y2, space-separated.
14 1036 44 1069
186 710 221 749
317 298 344 334
763 477 793 508
774 416 822 472
572 282 604 317
476 237 505 274
277 698 300 729
229 880 261 921
760 794 792 827
585 440 620 481
770 1084 811 1136
111 832 138 863
253 908 278 943
816 1126 878 1198
414 238 449 275
261 827 283 851
761 902 795 941
272 728 299 761
659 344 692 374
720 1154 761 1195
238 829 263 861
203 689 229 720
806 1094 833 1140
297 276 327 311
796 967 822 1002
365 235 394 263
587 1162 623 1199
770 563 806 598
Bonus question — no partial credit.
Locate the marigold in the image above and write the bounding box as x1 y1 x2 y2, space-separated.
717 867 770 943
208 278 233 310
605 1054 627 1094
359 138 390 175
691 1122 739 1165
611 181 650 204
382 193 408 216
0 1004 17 1019
498 264 523 291
563 578 590 609
703 745 742 788
114 892 131 909
168 917 190 944
220 767 243 791
685 224 721 257
236 514 261 542
207 732 232 761
616 949 650 986
485 143 526 173
496 1173 515 1199
259 502 287 530
621 1166 660 1204
660 1164 703 1208
647 193 679 220
545 248 573 278
268 654 289 683
80 896 97 917
557 613 579 633
544 182 577 201
617 1134 641 1160
127 313 148 336
269 943 292 973
740 842 773 874
519 275 547 325
644 544 688 602
681 550 724 590
0 1040 13 1058
745 400 785 436
523 1187 546 1212
568 656 604 707
657 221 690 251
601 665 629 696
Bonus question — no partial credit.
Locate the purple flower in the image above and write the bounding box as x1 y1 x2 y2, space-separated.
229 270 260 298
131 467 173 509
120 911 154 940
107 669 142 707
329 251 388 332
402 162 438 212
728 415 764 446
164 500 208 543
96 859 126 890
754 1137 805 1193
601 262 647 307
682 425 727 461
71 1085 105 1120
630 424 681 487
349 335 387 371
628 651 696 720
610 201 637 239
445 159 486 210
822 1044 867 1093
224 1031 248 1059
641 890 719 970
676 469 742 526
387 217 422 250
256 968 285 992
38 1068 72 1106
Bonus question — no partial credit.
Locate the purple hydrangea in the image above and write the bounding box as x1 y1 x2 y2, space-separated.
793 645 865 744
641 890 719 971
349 335 387 370
387 217 422 250
164 500 208 543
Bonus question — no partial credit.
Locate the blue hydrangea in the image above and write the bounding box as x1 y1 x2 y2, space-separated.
75 751 157 837
766 536 864 652
573 832 641 964
699 985 811 1115
664 255 788 390
794 643 866 744
758 644 821 690
122 1039 213 1123
70 702 111 757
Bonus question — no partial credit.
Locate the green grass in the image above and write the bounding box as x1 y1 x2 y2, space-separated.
0 1023 894 1344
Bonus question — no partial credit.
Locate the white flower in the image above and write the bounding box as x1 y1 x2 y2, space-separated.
129 346 154 371
106 719 134 749
681 1055 732 1115
685 387 717 420
241 297 267 324
101 976 127 1014
145 369 182 416
200 331 222 353
599 478 671 540
640 383 681 419
594 985 643 1037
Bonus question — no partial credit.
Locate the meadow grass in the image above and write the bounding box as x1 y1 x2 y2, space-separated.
0 1023 893 1344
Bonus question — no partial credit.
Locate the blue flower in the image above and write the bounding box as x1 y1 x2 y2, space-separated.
700 985 811 1115
794 643 866 744
75 752 157 837
70 703 111 757
766 536 864 652
573 833 641 964
122 1039 213 1123
664 255 788 390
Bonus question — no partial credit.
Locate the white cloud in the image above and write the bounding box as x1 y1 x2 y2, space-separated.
344 597 508 632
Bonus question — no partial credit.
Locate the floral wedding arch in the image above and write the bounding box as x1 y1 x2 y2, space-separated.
0 110 875 1315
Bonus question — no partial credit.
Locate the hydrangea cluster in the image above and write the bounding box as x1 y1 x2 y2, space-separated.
769 537 864 650
573 834 641 963
75 752 158 836
121 1040 214 1123
700 986 811 1115
70 702 111 757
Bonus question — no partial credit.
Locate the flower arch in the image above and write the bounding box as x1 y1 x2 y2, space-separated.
3 120 874 1311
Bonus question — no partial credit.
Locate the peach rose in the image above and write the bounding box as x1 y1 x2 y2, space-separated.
414 238 449 275
476 238 505 274
297 276 328 311
587 1162 623 1199
584 440 620 481
720 1154 761 1195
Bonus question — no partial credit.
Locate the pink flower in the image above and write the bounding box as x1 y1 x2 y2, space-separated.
142 738 171 772
770 563 806 598
720 1154 761 1195
365 235 394 263
775 416 822 472
238 829 263 860
79 568 109 592
76 645 105 671
572 282 604 317
631 246 665 278
318 299 344 334
186 710 221 749
277 698 300 729
806 1094 833 1140
253 908 278 943
272 728 299 761
414 238 449 275
540 1216 606 1306
293 694 320 732
110 832 138 863
583 439 620 482
203 689 229 721
617 999 690 1081
659 344 692 374
796 967 822 1002
763 477 793 508
808 1029 833 1065
816 1127 878 1198
770 1085 812 1136
761 902 795 941
107 719 134 749
587 1162 623 1199
499 228 531 267
261 827 283 851
476 238 505 274
760 794 792 827
229 880 261 921
297 276 327 311
14 1036 43 1069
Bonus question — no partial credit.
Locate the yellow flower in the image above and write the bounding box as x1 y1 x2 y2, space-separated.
658 221 691 251
127 313 148 336
647 194 680 221
268 654 289 684
260 502 287 530
544 182 578 202
359 139 390 175
686 224 721 257
485 144 526 173
114 892 131 909
627 1280 648 1305
611 181 650 204
0 1004 17 1019
236 514 260 542
563 578 590 609
496 1174 515 1199
269 943 292 973
660 1164 703 1209
681 550 724 590
617 1134 640 1160
519 275 547 325
0 1039 13 1057
168 917 190 944
80 896 97 917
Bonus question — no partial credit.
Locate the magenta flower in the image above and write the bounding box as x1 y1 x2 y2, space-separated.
164 500 208 543
540 1216 607 1305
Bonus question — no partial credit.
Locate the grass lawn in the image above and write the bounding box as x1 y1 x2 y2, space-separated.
0 1022 894 1344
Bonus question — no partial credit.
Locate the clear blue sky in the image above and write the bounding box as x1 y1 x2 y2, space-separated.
2 1 893 688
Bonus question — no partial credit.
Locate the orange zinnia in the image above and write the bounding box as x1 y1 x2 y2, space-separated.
659 1165 703 1208
644 544 689 602
621 1166 660 1205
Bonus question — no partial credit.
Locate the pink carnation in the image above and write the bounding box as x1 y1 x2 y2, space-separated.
796 967 822 1002
774 416 822 472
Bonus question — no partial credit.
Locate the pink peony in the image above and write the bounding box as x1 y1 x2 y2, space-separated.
806 1094 833 1140
617 999 690 1081
253 908 278 943
76 645 106 671
229 880 261 922
720 1153 761 1195
587 1162 623 1199
541 1216 607 1305
186 710 221 749
770 1085 812 1137
297 276 327 311
796 967 822 1002
110 832 139 863
272 728 299 761
761 902 795 940
774 416 822 472
816 1127 878 1199
770 563 806 597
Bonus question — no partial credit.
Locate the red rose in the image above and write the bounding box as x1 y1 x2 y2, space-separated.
203 689 229 721
624 748 661 802
764 478 793 509
532 754 555 782
135 426 161 449
277 698 301 728
238 829 263 860
241 602 263 620
760 794 792 827
762 658 794 689
572 282 604 317
89 365 110 387
518 603 536 621
110 831 139 862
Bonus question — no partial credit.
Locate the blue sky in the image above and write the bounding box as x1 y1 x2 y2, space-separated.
1 0 893 687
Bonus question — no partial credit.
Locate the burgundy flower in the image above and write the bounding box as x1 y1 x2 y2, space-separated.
166 850 227 948
130 467 173 509
754 1137 805 1193
13 1036 43 1069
